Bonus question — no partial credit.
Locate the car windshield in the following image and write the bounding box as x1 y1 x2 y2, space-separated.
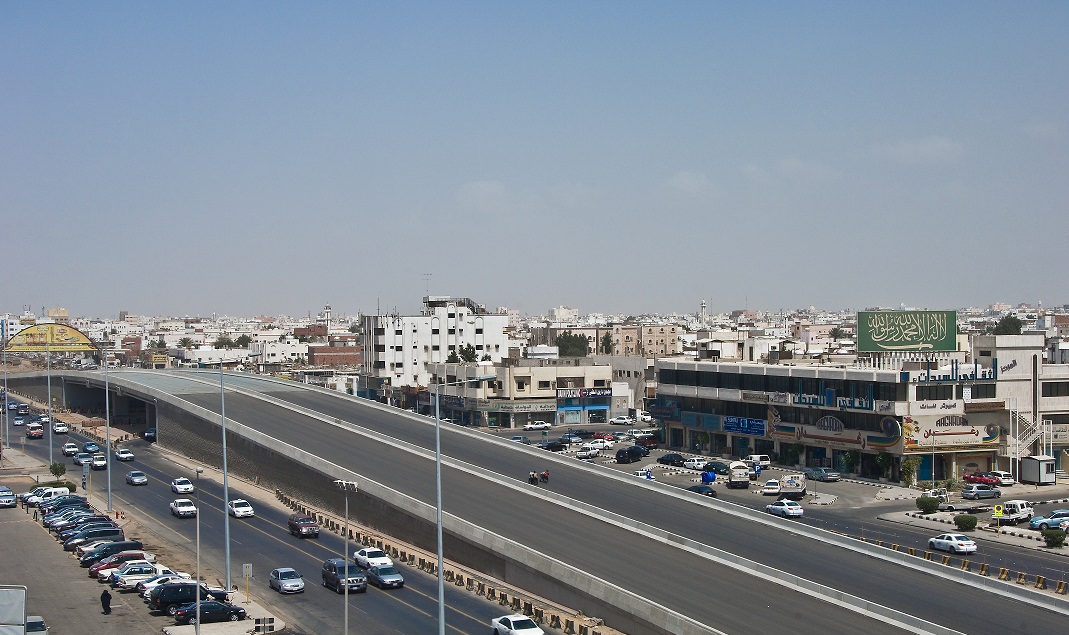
512 618 538 629
234 501 250 508
129 472 145 478
375 567 398 575
279 570 300 579
366 549 385 558
295 517 313 523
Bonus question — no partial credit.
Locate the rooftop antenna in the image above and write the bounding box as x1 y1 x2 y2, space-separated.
423 273 432 297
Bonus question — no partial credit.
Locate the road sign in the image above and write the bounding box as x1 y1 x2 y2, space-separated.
755 465 762 475
243 563 252 577
993 505 1004 517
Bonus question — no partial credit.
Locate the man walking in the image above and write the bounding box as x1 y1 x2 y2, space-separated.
100 588 112 615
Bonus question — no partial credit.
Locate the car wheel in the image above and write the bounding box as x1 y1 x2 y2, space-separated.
949 545 958 554
995 492 1001 498
928 541 936 550
229 614 241 621
167 604 179 616
1040 523 1050 530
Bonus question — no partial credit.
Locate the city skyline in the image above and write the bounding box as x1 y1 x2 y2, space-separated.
4 3 1066 318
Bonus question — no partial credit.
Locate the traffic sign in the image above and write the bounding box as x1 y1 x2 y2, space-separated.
993 505 1004 517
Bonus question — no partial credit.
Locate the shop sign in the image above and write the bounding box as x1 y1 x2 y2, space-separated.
741 391 768 403
964 401 1006 413
498 401 557 413
724 416 766 436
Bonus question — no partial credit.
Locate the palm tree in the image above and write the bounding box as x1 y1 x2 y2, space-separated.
178 337 195 349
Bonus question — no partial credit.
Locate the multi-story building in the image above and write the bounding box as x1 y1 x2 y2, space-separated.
361 296 511 388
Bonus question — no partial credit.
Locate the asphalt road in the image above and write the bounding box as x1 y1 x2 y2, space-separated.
25 370 1069 634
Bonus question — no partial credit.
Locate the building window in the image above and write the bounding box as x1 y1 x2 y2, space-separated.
432 328 439 335
1042 381 1069 398
395 330 403 335
475 328 483 334
916 384 954 401
432 345 440 351
538 381 551 389
964 383 997 399
979 350 992 357
448 329 455 335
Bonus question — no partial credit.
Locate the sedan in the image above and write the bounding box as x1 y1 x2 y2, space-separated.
683 457 708 470
62 442 80 457
227 499 254 518
761 480 781 496
170 478 195 494
608 416 634 425
114 448 135 461
928 533 977 554
73 452 94 466
366 565 404 589
1029 510 1069 531
170 499 197 518
510 436 532 445
963 471 999 485
685 485 717 498
82 441 100 453
491 613 545 635
268 567 305 594
765 500 804 518
173 600 246 625
353 547 393 569
125 470 149 486
657 453 686 467
523 421 550 431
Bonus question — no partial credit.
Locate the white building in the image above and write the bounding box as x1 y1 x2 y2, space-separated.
362 296 511 388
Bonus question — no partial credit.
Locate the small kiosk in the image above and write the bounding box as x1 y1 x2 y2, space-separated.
1020 455 1057 486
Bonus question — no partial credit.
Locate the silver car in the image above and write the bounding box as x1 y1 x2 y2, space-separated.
0 486 17 508
125 471 149 486
269 567 305 594
366 565 404 589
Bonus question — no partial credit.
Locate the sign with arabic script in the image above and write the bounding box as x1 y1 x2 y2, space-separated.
857 311 957 353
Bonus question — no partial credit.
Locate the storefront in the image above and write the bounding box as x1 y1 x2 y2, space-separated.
556 387 611 426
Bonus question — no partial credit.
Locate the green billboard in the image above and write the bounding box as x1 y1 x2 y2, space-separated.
857 311 957 353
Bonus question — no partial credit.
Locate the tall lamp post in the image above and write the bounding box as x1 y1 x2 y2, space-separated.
334 479 358 635
434 371 495 635
195 467 203 635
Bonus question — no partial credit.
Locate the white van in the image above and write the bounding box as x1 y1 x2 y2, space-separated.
26 487 71 507
746 454 771 468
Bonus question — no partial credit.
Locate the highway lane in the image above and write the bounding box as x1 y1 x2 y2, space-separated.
21 430 502 635
87 370 1069 633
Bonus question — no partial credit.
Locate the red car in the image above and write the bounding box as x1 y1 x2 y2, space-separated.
963 472 999 485
592 431 615 440
88 551 154 577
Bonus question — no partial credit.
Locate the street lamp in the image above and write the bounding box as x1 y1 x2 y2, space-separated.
434 371 495 635
334 479 358 635
195 467 203 635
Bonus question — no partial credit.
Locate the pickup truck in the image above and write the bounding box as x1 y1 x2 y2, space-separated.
991 499 1034 525
575 446 600 460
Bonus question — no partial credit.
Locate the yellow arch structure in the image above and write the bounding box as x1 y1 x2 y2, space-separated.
3 323 97 352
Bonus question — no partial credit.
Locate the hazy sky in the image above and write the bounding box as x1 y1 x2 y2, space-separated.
3 2 1066 319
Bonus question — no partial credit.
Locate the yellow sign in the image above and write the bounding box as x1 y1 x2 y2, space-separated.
993 505 1004 517
3 324 97 352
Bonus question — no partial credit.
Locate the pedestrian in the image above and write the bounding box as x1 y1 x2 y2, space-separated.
529 471 537 485
540 470 549 483
100 588 112 615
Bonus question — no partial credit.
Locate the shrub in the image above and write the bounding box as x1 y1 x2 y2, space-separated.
916 496 940 514
1041 529 1066 548
954 514 977 532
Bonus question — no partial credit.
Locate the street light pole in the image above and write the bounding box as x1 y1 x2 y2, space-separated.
104 352 112 513
334 479 358 635
195 467 203 635
220 365 232 592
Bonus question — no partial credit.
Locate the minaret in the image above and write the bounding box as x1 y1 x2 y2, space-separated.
700 299 708 329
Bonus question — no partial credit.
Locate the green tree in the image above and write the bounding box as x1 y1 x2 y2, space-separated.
875 452 893 478
459 343 478 363
153 337 166 348
214 335 235 349
829 327 846 340
954 514 977 532
50 461 67 480
992 315 1023 335
480 354 492 362
600 333 614 354
900 455 921 486
916 496 940 514
348 323 360 334
234 334 252 347
556 332 589 357
446 350 461 363
178 337 195 349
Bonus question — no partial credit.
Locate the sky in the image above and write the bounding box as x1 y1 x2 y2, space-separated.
3 2 1067 320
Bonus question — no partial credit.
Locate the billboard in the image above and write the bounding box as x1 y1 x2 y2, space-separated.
857 311 956 353
2 323 96 352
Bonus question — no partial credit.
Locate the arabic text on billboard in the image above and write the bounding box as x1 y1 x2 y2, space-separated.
857 311 956 353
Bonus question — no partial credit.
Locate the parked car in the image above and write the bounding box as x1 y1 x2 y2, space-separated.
584 438 613 450
510 436 532 445
64 526 124 551
961 484 1001 500
1029 510 1069 530
685 485 717 498
114 448 135 461
227 499 254 518
353 547 393 568
803 467 841 482
523 421 551 431
683 457 708 470
575 446 600 460
170 478 194 494
491 613 545 635
989 470 1016 486
52 514 111 534
287 514 320 538
608 416 634 425
59 521 117 541
558 434 583 445
761 480 781 496
137 572 192 597
592 431 615 440
61 442 80 456
963 471 999 485
537 441 567 452
702 461 731 475
148 582 229 615
633 435 659 449
615 446 646 464
169 499 197 518
321 558 367 594
173 600 246 625
568 429 595 439
78 541 145 567
765 500 804 517
268 567 305 594
657 453 686 467
125 470 148 485
928 533 977 554
0 486 17 508
366 564 404 589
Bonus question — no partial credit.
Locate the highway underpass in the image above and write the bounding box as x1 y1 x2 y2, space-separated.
10 368 1069 635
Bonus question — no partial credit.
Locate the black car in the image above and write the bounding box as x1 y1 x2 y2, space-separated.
538 441 567 452
50 514 111 533
615 446 646 464
173 600 246 625
702 461 730 475
657 453 686 467
568 429 595 439
39 496 88 515
686 485 718 498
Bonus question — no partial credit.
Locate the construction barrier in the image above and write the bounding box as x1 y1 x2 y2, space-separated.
1035 575 1046 590
960 560 970 571
549 615 562 629
891 544 898 551
940 555 951 566
924 551 933 561
523 602 534 616
486 588 496 601
907 547 916 556
1017 572 1028 585
564 618 576 634
1055 581 1067 595
979 563 989 576
998 568 1010 580
533 609 544 623
499 592 509 606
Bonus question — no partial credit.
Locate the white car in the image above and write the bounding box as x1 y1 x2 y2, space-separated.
989 470 1016 486
575 446 600 460
683 457 708 470
228 499 255 518
608 416 634 425
170 478 195 494
52 421 69 434
585 438 613 450
62 442 80 457
138 572 192 597
928 533 977 554
523 421 551 431
353 547 393 568
491 614 545 635
169 499 197 518
765 500 804 518
115 448 135 461
761 480 781 495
